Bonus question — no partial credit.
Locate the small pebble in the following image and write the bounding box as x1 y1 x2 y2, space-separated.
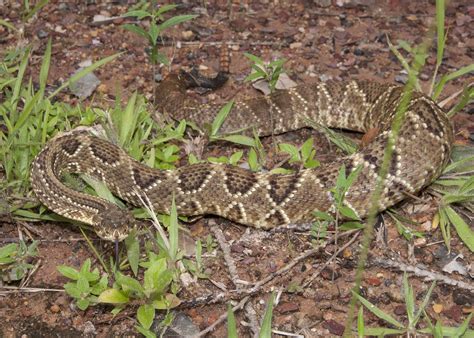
50 304 60 313
290 42 302 49
433 303 443 314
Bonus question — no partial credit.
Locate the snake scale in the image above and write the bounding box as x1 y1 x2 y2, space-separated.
30 74 453 241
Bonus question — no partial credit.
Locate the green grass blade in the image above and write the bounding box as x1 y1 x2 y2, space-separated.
357 307 364 338
414 281 436 324
430 0 445 96
352 291 404 329
0 19 17 31
38 38 52 99
433 64 474 100
211 100 234 136
444 205 474 251
259 293 275 338
11 47 31 118
403 273 415 325
48 53 122 99
23 0 49 21
227 304 238 338
118 91 137 146
169 196 179 262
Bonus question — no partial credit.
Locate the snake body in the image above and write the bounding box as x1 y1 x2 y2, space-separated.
30 76 453 240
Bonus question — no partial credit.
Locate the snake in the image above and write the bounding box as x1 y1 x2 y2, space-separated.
30 74 453 241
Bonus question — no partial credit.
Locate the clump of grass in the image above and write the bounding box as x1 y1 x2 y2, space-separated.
355 273 474 337
0 240 38 283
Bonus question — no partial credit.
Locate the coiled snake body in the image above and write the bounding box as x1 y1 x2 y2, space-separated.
30 75 453 241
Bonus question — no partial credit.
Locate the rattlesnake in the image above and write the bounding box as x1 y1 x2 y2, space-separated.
30 74 453 241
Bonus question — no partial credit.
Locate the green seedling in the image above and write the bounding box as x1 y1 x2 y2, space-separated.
57 258 108 311
276 137 320 170
0 240 38 282
244 53 287 93
122 3 197 66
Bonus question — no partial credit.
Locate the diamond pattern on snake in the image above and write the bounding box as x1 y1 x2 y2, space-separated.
30 74 453 241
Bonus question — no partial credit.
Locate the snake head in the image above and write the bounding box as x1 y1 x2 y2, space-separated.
92 208 136 242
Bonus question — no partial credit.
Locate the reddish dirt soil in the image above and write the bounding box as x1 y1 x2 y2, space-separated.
1 1 473 337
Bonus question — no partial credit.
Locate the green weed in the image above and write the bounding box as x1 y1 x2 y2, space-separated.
57 258 108 311
122 3 197 67
355 273 473 337
0 240 38 283
244 53 287 93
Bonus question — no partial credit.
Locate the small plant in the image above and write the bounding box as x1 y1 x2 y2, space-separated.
0 240 38 282
388 212 425 241
183 239 207 279
208 151 243 166
226 292 275 337
354 273 474 336
312 164 364 235
122 3 197 67
21 0 49 22
430 153 474 252
275 137 320 171
244 53 287 93
98 256 180 337
57 258 108 310
203 234 218 254
208 100 257 147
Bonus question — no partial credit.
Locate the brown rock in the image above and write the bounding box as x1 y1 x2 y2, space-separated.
277 302 300 314
323 319 344 336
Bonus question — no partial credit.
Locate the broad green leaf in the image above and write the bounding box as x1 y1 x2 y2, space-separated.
229 151 243 165
144 258 167 292
244 71 265 82
125 231 140 277
116 273 144 295
122 10 152 19
98 288 129 304
76 298 90 311
152 293 181 309
444 206 474 251
135 326 156 338
63 282 81 298
57 265 80 280
313 211 334 222
244 53 264 65
339 205 360 221
155 4 178 17
137 304 155 330
279 143 300 162
216 134 256 147
148 21 159 44
77 276 90 294
157 15 198 34
211 100 234 136
301 138 314 161
248 148 259 171
122 24 149 39
0 243 17 259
